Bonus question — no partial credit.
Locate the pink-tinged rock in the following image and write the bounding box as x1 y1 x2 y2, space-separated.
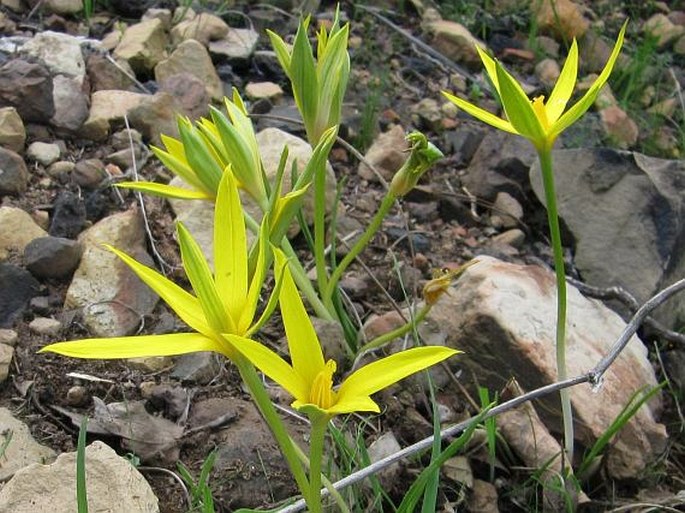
65 207 159 337
424 256 667 479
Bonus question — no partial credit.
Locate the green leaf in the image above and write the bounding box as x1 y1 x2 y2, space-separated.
290 18 319 142
115 182 212 200
178 119 224 194
76 417 88 513
150 145 208 195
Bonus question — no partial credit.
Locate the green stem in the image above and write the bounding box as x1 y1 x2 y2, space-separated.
324 192 397 309
358 303 431 354
307 415 330 513
234 356 311 504
538 149 573 464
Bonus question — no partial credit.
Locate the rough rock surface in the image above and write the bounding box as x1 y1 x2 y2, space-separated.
0 264 40 327
155 39 223 101
0 407 56 481
0 206 48 259
358 124 408 182
0 147 29 195
421 257 667 479
0 441 159 513
65 208 159 337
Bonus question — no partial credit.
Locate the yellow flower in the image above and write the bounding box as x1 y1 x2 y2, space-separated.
41 170 278 360
442 22 627 152
225 261 459 416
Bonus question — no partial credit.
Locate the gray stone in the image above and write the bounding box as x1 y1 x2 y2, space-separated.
44 0 82 14
22 31 85 80
66 208 159 337
0 107 25 152
27 141 61 166
0 206 48 259
155 39 223 102
530 149 685 325
209 27 259 64
170 12 229 45
48 191 87 239
425 19 484 68
86 53 137 92
28 317 62 336
367 432 402 487
159 72 210 120
0 147 29 195
47 160 75 180
80 90 147 141
0 329 18 346
24 236 82 279
114 18 168 74
0 263 40 328
358 124 408 182
425 257 667 479
0 441 159 512
0 59 54 124
127 91 182 145
0 343 12 382
50 74 90 132
244 81 283 101
73 158 107 189
0 407 56 481
171 352 220 385
490 191 523 229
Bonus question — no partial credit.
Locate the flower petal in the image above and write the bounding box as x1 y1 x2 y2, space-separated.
325 395 380 415
545 39 578 124
476 45 501 93
441 91 518 135
279 261 326 386
224 334 309 402
495 62 547 146
40 332 226 359
337 347 459 401
551 21 627 141
214 169 248 326
115 182 213 200
105 245 209 334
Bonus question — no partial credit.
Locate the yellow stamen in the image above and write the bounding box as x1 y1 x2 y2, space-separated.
310 360 337 409
532 96 550 130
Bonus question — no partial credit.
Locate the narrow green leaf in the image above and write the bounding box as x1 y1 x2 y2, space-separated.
115 182 212 200
179 119 224 194
76 417 88 513
290 18 319 141
150 146 207 195
441 91 517 135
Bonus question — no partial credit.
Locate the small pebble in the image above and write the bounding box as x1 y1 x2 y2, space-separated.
0 329 18 347
28 317 62 336
66 385 88 406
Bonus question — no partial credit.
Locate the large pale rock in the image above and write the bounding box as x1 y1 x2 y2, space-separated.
0 343 13 382
358 124 408 182
51 74 90 132
0 407 56 480
0 206 47 259
0 107 25 152
530 149 685 327
0 441 158 512
425 257 667 479
114 18 168 75
425 19 484 68
155 39 223 101
22 31 85 80
44 0 82 14
209 27 260 64
66 208 159 337
127 91 182 145
535 0 589 40
170 12 229 45
80 90 147 141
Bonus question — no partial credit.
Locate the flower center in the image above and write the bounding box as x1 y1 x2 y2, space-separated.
309 360 337 409
532 96 550 130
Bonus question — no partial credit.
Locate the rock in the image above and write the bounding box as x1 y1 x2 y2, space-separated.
535 0 589 40
0 342 12 382
170 12 229 46
73 158 107 188
410 97 443 131
0 59 54 123
209 27 260 65
367 432 402 487
0 329 18 346
50 74 90 131
490 191 523 228
86 53 136 92
127 91 182 145
254 127 337 232
0 147 29 195
127 356 173 372
171 352 220 385
167 177 216 265
43 0 82 14
468 480 499 513
244 81 283 102
65 208 159 337
49 191 87 238
425 19 484 68
22 31 86 80
0 263 40 327
141 8 172 29
442 455 473 487
675 33 685 55
0 441 159 512
599 106 638 149
530 149 685 319
155 39 223 102
0 107 25 152
0 408 56 480
114 18 168 75
644 13 685 48
535 57 560 89
0 206 48 259
426 257 667 479
24 236 82 279
647 97 678 118
312 317 347 364
159 73 210 120
491 228 525 248
578 30 615 74
28 316 62 336
358 124 408 182
27 141 61 166
80 90 147 141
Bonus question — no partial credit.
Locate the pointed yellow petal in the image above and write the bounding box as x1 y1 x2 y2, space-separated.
279 262 326 385
238 216 269 334
177 222 236 334
337 347 459 401
214 169 248 325
476 45 501 93
40 333 227 359
326 395 380 415
224 334 308 402
545 39 578 124
246 246 286 337
115 182 213 200
105 245 209 334
441 91 518 135
551 21 627 141
495 62 547 146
